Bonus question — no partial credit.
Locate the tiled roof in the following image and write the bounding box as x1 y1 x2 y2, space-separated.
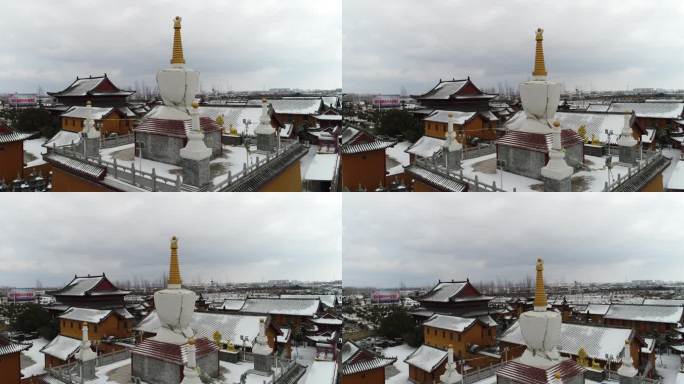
0 337 30 357
48 75 134 98
406 136 444 158
131 338 218 366
135 311 268 347
240 298 321 317
495 129 583 153
269 99 322 115
425 110 476 124
0 131 35 144
134 117 221 139
405 164 466 192
604 304 683 324
40 335 81 361
59 308 112 323
404 345 448 372
423 314 476 333
342 356 397 375
497 360 585 384
44 153 107 180
341 140 397 155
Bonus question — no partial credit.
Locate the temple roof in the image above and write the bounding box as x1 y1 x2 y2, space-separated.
59 307 133 323
419 280 491 303
341 140 397 155
495 129 584 153
0 122 35 143
415 78 496 101
239 298 321 317
135 311 272 346
341 341 397 376
61 106 136 120
133 117 221 139
423 314 478 333
604 304 683 324
0 336 30 357
48 75 134 98
48 274 130 297
497 359 585 384
404 344 448 373
130 337 218 366
40 335 81 361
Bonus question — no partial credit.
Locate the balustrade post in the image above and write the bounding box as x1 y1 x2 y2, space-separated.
113 158 118 178
151 168 157 192
176 174 181 191
131 163 136 184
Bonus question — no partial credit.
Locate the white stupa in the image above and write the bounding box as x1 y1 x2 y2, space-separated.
254 99 276 152
83 101 100 140
253 318 273 356
540 120 573 184
517 258 562 369
517 29 560 135
617 339 638 378
444 114 462 153
181 338 203 384
151 236 197 345
617 113 638 148
440 345 463 384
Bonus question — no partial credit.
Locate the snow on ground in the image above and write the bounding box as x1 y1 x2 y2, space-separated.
383 344 416 384
300 145 320 180
86 359 132 384
293 345 317 367
21 337 48 378
662 147 681 188
24 137 47 167
656 353 682 384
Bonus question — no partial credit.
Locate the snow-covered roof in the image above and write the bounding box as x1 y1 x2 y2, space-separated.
421 281 468 303
643 299 684 307
424 110 476 125
302 360 337 384
0 337 30 357
341 341 359 364
642 129 656 144
586 104 610 112
50 274 128 297
59 308 112 323
314 114 343 121
61 106 118 120
666 162 684 191
277 327 291 344
304 153 338 182
44 130 82 148
406 136 444 158
404 344 448 372
220 299 246 311
135 311 267 346
586 304 611 316
423 314 476 333
642 338 655 354
554 112 629 144
280 294 338 308
608 102 684 119
240 298 321 317
40 335 81 361
49 75 133 98
500 321 632 361
269 99 322 115
604 304 684 324
200 106 264 136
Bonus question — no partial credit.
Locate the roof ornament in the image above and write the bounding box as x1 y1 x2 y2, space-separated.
168 236 182 288
533 28 547 79
171 16 186 65
534 258 547 310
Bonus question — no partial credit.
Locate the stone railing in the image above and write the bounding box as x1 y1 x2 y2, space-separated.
46 362 78 383
462 143 497 160
212 139 303 191
52 145 181 192
95 349 130 367
462 363 502 384
414 157 507 192
605 370 662 384
100 134 135 149
602 149 668 192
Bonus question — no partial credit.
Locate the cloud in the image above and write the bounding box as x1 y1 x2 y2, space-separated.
0 194 341 288
342 194 684 288
343 0 684 93
0 0 341 93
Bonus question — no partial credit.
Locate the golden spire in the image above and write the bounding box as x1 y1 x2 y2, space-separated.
533 28 547 78
168 236 182 286
171 16 186 65
534 258 547 308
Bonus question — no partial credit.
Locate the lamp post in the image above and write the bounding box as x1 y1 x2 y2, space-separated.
240 335 248 361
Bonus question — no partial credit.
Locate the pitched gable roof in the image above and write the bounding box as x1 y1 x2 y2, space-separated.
419 280 490 303
415 78 496 101
49 75 134 98
48 274 129 297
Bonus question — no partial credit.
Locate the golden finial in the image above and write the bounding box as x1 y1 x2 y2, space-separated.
191 100 199 109
553 120 561 128
448 113 454 118
187 337 196 345
534 258 547 308
168 236 182 287
171 16 186 65
533 28 547 78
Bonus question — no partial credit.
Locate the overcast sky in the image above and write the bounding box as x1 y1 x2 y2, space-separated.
343 0 684 94
343 194 684 288
0 0 341 94
0 194 341 288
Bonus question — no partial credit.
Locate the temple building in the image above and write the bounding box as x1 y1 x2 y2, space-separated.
48 74 134 108
0 336 31 384
496 259 586 384
41 273 134 367
412 279 493 320
42 16 307 192
0 121 35 184
60 104 136 137
404 344 449 384
340 140 398 191
130 237 219 384
422 314 497 368
341 341 397 384
413 77 497 113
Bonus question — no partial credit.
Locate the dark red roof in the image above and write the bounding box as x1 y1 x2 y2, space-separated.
497 360 585 384
131 338 219 366
495 129 583 153
134 118 221 139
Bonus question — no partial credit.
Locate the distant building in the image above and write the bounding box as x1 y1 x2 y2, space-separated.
414 280 493 319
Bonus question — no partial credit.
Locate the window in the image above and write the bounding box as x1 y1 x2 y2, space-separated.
450 332 453 340
442 331 445 338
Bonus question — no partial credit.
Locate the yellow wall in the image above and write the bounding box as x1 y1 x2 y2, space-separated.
0 140 23 183
59 315 132 341
0 351 21 384
61 113 132 136
424 115 496 142
640 173 663 192
424 322 495 359
258 160 303 192
341 150 386 191
51 167 113 192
